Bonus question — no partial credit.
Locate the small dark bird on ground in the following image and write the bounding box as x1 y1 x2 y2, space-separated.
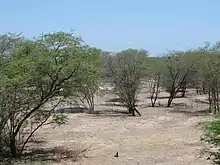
114 152 119 157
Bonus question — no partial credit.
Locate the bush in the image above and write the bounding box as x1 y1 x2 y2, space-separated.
201 118 220 164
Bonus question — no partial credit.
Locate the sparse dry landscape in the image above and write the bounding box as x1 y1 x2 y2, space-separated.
2 1 220 165
30 88 213 165
1 32 220 165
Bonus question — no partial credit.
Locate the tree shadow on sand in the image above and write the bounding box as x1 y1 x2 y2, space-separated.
145 95 186 99
56 107 87 114
1 146 90 165
28 138 46 145
105 98 139 103
91 109 137 118
99 103 126 107
100 98 140 108
169 108 211 116
167 102 211 116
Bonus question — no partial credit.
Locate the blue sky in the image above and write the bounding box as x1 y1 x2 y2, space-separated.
0 0 219 56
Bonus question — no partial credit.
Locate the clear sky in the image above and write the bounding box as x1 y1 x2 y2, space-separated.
0 0 219 56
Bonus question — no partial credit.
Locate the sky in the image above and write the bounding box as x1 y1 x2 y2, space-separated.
0 0 219 56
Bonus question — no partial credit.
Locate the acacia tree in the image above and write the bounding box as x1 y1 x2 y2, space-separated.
74 47 102 113
186 44 211 95
0 31 90 158
161 51 201 107
200 43 220 165
200 44 220 113
107 49 148 116
0 33 23 56
205 57 220 113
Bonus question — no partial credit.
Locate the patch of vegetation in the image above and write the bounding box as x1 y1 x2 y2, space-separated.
200 118 220 164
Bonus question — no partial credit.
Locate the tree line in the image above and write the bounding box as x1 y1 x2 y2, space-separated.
0 31 220 164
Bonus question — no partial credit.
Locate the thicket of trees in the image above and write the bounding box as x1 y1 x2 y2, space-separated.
1 31 220 164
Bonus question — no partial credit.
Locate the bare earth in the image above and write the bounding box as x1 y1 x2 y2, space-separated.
35 89 213 165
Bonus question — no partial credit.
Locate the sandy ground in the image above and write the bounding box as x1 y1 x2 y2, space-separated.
34 89 213 165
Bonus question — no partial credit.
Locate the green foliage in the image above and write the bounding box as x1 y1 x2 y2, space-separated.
201 118 220 164
146 57 165 75
0 32 23 56
73 46 102 111
161 51 195 91
0 31 101 158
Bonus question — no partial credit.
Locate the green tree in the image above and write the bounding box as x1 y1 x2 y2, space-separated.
200 43 220 165
201 44 220 113
74 47 102 113
0 32 23 57
0 31 88 158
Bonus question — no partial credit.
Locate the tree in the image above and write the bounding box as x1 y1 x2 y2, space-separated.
206 57 220 113
106 49 148 116
161 50 200 107
146 57 164 107
185 44 211 95
74 47 102 113
199 43 220 165
201 45 220 113
149 73 160 107
0 31 88 158
0 32 23 57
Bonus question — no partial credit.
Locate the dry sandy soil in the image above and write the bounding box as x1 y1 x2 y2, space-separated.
32 89 213 165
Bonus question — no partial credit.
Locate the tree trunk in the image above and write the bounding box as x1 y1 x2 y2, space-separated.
128 106 135 116
131 108 135 116
216 88 220 113
10 136 18 158
167 94 174 107
150 89 159 107
128 107 133 114
208 89 212 113
150 96 155 107
212 89 217 114
181 87 186 98
88 104 95 114
86 93 95 114
150 73 160 107
128 106 141 116
179 81 186 98
202 83 206 94
151 102 155 107
134 108 141 116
